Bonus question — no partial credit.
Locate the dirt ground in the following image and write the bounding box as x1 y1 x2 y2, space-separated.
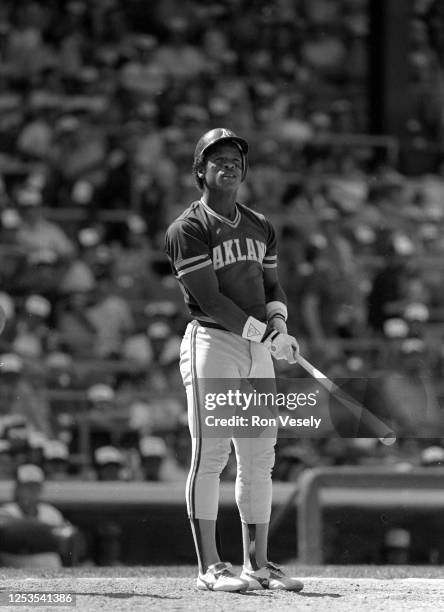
0 566 443 611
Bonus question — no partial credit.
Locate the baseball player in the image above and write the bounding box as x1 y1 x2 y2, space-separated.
165 128 304 593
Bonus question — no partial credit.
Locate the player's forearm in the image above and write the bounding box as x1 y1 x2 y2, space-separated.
264 281 287 306
264 280 288 331
197 292 250 335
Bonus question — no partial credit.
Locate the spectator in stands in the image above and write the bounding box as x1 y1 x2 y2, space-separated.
0 208 22 249
147 320 180 366
125 393 183 444
86 274 134 359
1 414 30 470
368 337 442 438
367 236 418 334
94 140 132 212
138 435 167 481
110 218 158 300
155 17 207 82
121 325 154 372
168 411 191 475
11 294 52 359
85 384 120 454
93 445 126 481
274 439 320 481
56 289 98 358
43 351 77 390
0 353 52 437
16 97 56 161
48 114 108 205
0 292 17 352
119 34 167 102
0 464 79 567
59 230 96 297
14 187 75 259
380 528 411 564
300 209 364 359
56 1 90 78
14 248 65 301
2 2 51 79
300 23 347 83
26 430 47 468
0 212 27 295
247 138 287 214
43 440 70 481
0 440 15 479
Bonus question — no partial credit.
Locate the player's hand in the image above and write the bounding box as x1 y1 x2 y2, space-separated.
262 329 299 363
268 315 287 335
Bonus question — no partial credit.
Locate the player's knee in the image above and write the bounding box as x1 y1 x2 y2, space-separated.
254 445 275 474
198 442 231 475
237 454 274 483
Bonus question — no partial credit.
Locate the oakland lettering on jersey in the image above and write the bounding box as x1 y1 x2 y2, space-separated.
213 238 266 270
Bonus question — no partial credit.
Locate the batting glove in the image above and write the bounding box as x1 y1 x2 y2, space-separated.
261 328 299 363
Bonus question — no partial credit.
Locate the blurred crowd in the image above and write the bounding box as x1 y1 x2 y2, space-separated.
0 0 444 484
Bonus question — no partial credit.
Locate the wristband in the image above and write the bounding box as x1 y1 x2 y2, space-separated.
270 313 286 322
261 328 279 345
242 316 267 342
266 301 288 322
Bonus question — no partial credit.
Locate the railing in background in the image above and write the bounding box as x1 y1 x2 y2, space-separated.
297 466 444 564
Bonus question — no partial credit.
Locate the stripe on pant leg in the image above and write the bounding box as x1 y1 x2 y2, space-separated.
186 322 201 518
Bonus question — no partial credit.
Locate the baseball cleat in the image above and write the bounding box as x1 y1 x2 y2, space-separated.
240 561 304 591
196 561 249 592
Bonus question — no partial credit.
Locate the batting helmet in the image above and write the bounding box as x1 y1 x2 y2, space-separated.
193 128 249 189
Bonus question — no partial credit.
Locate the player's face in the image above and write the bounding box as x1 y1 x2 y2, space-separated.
15 482 41 515
202 143 243 191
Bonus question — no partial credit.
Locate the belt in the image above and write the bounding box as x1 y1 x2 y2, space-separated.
195 319 228 332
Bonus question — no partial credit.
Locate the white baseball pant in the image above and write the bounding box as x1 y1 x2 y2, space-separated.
179 321 277 524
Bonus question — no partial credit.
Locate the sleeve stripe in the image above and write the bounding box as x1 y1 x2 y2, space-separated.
263 263 278 269
176 253 210 270
177 259 213 277
263 255 277 261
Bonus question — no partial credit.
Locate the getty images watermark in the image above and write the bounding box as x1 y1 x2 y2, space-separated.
204 388 322 430
192 376 442 439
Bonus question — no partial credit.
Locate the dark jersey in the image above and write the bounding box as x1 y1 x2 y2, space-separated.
165 200 277 324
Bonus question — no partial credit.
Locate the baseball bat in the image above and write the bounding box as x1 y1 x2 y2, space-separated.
296 354 396 445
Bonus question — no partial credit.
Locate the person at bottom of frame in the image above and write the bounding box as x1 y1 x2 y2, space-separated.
165 128 304 593
0 464 79 568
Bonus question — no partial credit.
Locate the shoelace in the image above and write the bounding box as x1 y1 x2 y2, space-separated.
266 562 283 576
212 562 234 578
220 569 235 577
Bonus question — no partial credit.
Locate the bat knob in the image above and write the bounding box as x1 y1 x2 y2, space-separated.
379 432 397 446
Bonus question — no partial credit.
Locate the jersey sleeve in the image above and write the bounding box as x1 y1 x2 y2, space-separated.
262 218 278 269
165 219 212 278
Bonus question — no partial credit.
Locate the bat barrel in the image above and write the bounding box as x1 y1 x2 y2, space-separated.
296 354 396 445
